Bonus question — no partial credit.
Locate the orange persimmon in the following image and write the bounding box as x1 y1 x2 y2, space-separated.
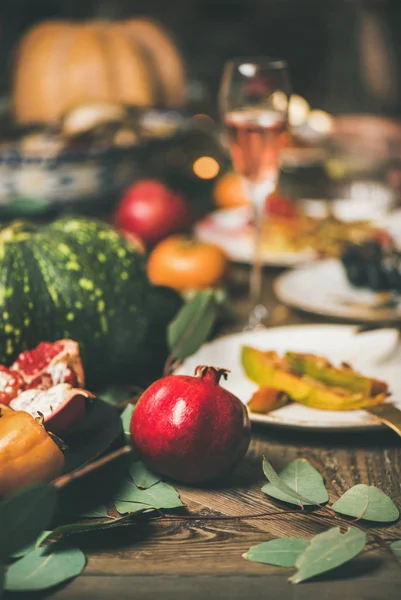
0 407 65 498
147 235 227 292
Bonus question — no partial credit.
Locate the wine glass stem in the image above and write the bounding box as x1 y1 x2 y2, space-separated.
247 180 276 325
249 201 264 308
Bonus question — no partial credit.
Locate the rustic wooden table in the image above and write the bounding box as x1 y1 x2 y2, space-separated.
40 267 401 600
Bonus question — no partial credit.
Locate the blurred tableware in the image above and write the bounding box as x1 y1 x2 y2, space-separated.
195 207 315 266
219 58 291 325
274 258 401 322
374 209 401 247
364 403 401 438
0 107 190 218
195 206 384 266
326 115 401 184
174 324 401 431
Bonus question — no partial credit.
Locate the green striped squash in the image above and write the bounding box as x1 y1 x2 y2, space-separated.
0 218 150 384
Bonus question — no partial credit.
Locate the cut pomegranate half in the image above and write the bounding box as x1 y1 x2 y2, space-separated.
0 366 24 405
10 383 94 433
11 339 85 390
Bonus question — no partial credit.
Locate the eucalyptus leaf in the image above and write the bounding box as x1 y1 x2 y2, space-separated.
0 484 57 559
80 505 109 518
38 512 144 544
332 485 399 523
290 527 366 584
244 538 309 567
167 289 218 360
5 544 86 591
129 461 161 489
97 384 135 407
113 479 183 509
390 540 401 558
120 403 135 444
10 531 53 559
114 501 155 515
262 458 328 507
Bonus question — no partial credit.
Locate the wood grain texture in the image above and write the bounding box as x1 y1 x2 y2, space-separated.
19 267 401 600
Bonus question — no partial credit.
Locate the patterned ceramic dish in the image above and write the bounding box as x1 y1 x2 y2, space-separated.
0 108 189 218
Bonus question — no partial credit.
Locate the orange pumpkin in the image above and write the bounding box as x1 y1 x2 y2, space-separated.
12 19 186 124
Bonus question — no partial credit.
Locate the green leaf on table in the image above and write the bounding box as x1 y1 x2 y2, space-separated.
114 501 155 515
5 544 86 591
120 403 135 444
80 505 109 518
0 484 57 559
390 540 401 558
129 461 161 489
332 485 399 522
113 479 183 509
262 458 329 507
167 289 218 360
97 383 135 407
38 512 145 544
244 538 309 567
10 531 53 559
290 527 366 584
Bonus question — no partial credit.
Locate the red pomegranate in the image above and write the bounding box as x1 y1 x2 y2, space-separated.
10 383 94 433
113 180 191 246
0 366 24 405
6 339 89 431
11 339 85 390
130 366 251 484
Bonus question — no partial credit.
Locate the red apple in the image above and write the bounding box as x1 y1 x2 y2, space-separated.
113 180 191 246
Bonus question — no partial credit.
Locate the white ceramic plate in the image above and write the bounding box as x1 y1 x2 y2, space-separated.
274 259 401 322
174 325 401 431
194 207 316 267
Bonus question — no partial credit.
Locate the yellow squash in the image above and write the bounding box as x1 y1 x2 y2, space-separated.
242 346 388 411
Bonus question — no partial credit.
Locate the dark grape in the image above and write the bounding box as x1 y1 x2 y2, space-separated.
340 239 401 294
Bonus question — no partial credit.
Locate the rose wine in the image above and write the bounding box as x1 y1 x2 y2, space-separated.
224 109 287 184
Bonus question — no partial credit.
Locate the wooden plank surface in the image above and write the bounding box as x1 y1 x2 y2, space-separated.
19 267 401 600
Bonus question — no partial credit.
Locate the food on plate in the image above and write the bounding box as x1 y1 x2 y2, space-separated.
0 217 150 385
242 346 389 411
147 235 227 292
130 366 251 483
113 180 191 246
0 406 65 497
61 103 127 138
265 191 298 219
10 383 94 433
258 215 387 257
341 240 401 294
213 171 249 209
12 19 186 125
247 386 290 414
198 205 388 260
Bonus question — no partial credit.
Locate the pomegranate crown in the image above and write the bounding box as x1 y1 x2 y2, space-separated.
194 365 231 384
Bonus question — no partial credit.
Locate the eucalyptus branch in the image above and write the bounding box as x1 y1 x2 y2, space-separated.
53 446 132 489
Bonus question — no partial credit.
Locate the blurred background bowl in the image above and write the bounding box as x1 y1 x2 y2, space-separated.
0 106 191 219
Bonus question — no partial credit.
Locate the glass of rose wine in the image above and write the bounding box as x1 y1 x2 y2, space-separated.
219 58 291 326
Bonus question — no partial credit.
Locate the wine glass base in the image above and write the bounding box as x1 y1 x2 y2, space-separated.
244 304 269 331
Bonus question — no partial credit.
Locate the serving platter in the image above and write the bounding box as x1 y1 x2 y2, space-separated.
194 207 316 267
174 324 401 431
274 259 401 322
